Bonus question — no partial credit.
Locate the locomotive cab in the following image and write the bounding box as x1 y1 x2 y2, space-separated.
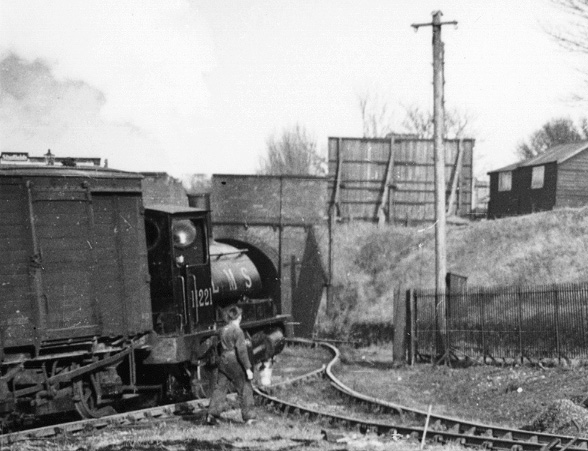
143 205 287 369
145 206 215 335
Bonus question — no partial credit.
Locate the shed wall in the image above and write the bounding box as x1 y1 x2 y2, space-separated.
487 172 518 218
489 162 558 218
517 163 557 215
556 151 588 208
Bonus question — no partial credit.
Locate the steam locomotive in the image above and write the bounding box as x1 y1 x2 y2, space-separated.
0 165 288 424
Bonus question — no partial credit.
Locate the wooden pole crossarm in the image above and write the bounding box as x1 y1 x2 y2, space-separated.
411 20 457 30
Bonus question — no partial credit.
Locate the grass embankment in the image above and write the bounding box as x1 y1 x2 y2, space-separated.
316 208 588 340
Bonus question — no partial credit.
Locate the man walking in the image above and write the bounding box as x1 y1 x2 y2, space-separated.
207 305 256 424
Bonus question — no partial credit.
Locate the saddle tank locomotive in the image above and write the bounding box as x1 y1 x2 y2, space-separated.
0 165 287 424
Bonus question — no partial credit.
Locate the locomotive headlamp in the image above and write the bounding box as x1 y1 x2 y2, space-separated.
172 220 197 249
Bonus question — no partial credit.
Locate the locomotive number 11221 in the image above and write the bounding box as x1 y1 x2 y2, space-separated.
197 287 212 307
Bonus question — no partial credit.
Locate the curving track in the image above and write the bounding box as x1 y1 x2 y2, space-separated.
257 338 588 451
2 338 587 451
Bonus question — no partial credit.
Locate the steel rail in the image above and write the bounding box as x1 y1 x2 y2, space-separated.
0 398 208 445
0 338 322 445
3 338 586 451
256 338 588 451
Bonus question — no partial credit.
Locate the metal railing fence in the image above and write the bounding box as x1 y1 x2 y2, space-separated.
411 282 588 362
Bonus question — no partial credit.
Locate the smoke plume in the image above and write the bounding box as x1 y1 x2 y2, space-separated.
0 54 167 170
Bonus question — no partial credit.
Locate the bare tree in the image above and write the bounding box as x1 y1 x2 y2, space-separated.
401 104 473 139
397 104 474 216
400 105 432 138
581 117 588 135
357 90 395 138
547 0 588 100
549 0 588 54
516 116 588 160
444 107 473 139
357 92 474 140
258 124 325 176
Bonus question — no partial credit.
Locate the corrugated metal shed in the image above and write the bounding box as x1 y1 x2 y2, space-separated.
328 136 475 224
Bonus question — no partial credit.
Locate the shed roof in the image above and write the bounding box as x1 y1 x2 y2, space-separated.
489 140 588 174
489 161 520 173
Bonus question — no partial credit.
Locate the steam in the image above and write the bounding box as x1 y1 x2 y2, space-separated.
0 1 216 174
0 54 168 169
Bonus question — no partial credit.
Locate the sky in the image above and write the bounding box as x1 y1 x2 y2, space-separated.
0 0 586 180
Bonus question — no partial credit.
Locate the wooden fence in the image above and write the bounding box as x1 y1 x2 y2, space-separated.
328 136 475 224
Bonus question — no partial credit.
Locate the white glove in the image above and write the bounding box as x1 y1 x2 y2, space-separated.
246 369 254 380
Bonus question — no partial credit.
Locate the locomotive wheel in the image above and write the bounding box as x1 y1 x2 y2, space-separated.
74 380 116 419
191 365 216 399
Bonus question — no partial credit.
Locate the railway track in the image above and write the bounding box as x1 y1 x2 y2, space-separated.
2 338 588 451
0 397 209 446
259 338 588 451
0 339 325 446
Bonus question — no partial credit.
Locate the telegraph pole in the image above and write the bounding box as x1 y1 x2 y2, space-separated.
412 11 457 359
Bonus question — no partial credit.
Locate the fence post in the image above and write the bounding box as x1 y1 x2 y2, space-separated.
445 289 450 360
579 283 587 357
480 287 486 363
393 287 406 364
554 284 560 365
517 286 524 365
406 289 416 366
